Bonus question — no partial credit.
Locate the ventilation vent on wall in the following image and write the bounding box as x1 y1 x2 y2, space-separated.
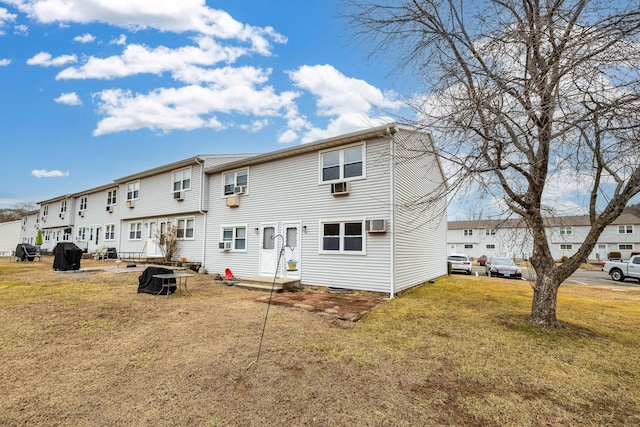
226 196 239 207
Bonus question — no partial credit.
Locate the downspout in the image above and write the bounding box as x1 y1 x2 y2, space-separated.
195 157 208 272
388 127 396 299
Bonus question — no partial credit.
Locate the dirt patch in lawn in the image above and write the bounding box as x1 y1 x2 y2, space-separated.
255 288 387 321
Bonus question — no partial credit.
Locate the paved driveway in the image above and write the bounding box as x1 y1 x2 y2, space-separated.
470 265 640 288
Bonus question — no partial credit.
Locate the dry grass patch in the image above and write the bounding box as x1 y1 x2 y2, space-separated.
0 258 638 426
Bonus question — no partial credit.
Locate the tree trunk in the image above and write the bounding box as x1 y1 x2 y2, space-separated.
529 274 561 327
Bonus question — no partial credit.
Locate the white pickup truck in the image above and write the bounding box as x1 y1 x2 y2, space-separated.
601 255 640 282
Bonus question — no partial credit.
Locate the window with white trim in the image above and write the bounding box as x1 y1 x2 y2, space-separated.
485 229 496 236
106 188 117 206
464 229 473 236
43 205 49 217
486 244 496 249
559 226 573 235
173 167 191 192
60 200 67 213
560 244 573 250
79 196 87 211
221 226 247 250
77 227 86 241
176 217 195 239
126 181 140 201
321 221 364 253
618 225 633 234
63 228 71 241
619 244 633 251
223 169 248 196
128 222 142 240
105 224 115 241
464 244 473 249
321 145 364 182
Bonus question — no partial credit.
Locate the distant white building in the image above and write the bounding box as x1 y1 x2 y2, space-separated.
447 213 640 261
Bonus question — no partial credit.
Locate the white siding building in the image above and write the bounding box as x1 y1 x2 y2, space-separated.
447 213 640 261
18 124 448 295
204 125 447 295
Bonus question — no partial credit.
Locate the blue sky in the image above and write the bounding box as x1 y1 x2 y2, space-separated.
0 0 410 208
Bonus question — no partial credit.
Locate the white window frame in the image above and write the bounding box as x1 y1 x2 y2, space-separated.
618 225 633 234
77 227 86 241
173 167 192 193
106 188 117 206
63 228 71 241
220 225 247 251
222 169 249 196
463 229 473 236
319 143 365 184
126 181 140 201
319 220 365 254
60 200 67 213
128 222 142 240
104 224 115 241
176 217 195 240
619 244 633 251
43 205 49 217
79 196 88 211
464 244 473 249
559 226 573 236
485 229 496 236
486 244 496 249
560 244 573 250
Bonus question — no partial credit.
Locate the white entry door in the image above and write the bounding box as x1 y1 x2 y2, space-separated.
283 222 301 278
147 221 158 256
259 224 279 276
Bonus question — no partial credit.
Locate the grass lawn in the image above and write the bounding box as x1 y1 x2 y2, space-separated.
0 258 638 426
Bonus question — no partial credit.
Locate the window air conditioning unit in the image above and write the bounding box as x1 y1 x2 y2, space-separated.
126 200 134 208
234 185 247 195
226 196 239 207
59 213 65 219
106 206 113 213
218 241 232 250
78 211 84 217
331 182 349 195
42 217 47 222
366 219 387 233
174 191 184 201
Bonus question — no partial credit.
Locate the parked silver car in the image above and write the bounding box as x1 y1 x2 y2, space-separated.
485 257 522 279
448 254 473 275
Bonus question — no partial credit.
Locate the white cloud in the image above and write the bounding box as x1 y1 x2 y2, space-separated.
14 24 28 34
9 0 285 53
0 58 10 66
56 38 248 81
110 34 126 45
54 92 82 105
31 169 70 178
27 51 77 67
287 64 402 142
92 84 300 136
0 7 17 33
73 32 95 43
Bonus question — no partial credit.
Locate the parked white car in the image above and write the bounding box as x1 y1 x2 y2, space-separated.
601 255 640 282
448 254 473 275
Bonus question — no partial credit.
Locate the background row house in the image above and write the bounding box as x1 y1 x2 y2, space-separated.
447 213 640 261
18 124 448 296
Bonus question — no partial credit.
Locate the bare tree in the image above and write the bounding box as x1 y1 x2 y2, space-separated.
0 202 38 223
348 0 640 326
